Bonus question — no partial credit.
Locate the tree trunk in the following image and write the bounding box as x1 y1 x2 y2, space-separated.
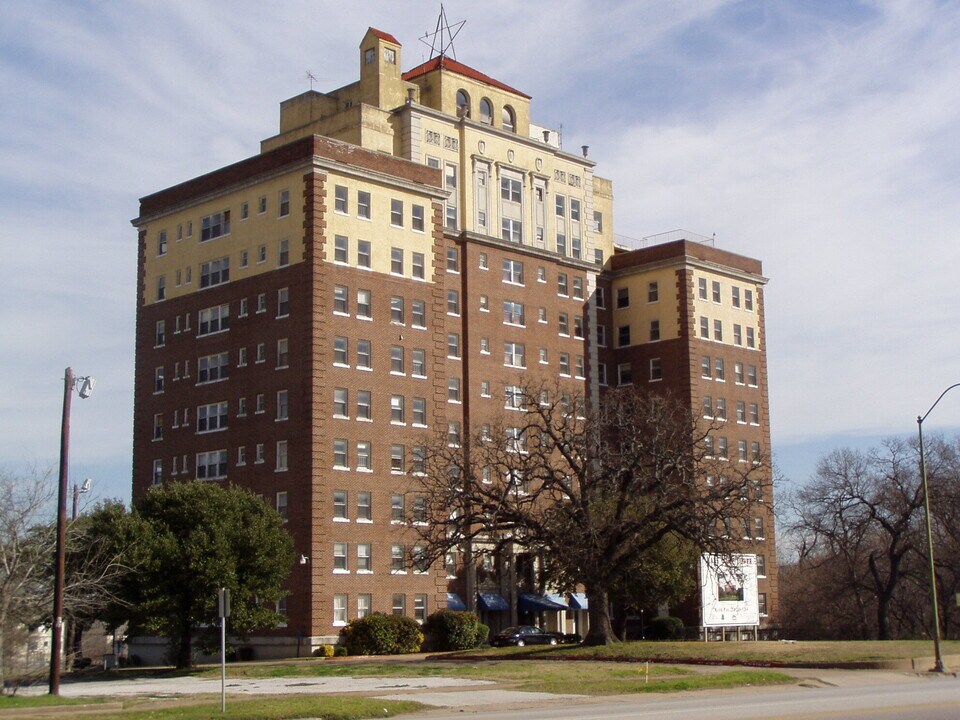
611 598 628 641
582 587 618 645
175 621 193 669
877 593 890 641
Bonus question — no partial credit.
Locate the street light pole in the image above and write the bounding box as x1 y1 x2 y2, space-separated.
49 368 95 695
916 382 960 674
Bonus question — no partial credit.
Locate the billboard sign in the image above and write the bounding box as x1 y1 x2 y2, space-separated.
700 553 759 627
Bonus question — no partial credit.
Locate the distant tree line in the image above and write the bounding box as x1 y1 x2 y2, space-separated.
779 435 960 640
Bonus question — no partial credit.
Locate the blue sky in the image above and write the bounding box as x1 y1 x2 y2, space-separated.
3 0 959 512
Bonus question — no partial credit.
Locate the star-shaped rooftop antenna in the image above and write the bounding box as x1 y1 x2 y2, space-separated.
419 4 465 61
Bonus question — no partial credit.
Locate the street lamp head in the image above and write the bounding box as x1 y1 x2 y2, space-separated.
77 377 96 399
80 478 92 493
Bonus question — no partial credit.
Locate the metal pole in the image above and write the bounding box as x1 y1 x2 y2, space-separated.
49 367 73 695
917 416 945 672
221 614 226 713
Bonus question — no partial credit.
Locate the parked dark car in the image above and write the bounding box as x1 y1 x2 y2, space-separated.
491 625 572 647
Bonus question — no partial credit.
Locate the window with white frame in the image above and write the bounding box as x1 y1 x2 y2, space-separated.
412 397 426 425
199 257 230 288
391 544 405 572
390 296 403 323
198 304 230 336
333 336 348 366
412 252 425 279
357 491 371 521
412 204 424 231
275 440 288 471
356 441 371 470
356 289 371 319
357 190 371 219
197 402 228 433
200 210 230 241
333 543 348 572
333 440 348 469
357 391 371 420
334 235 348 263
503 342 525 368
196 450 228 480
617 362 632 386
334 185 347 213
357 543 371 572
502 259 523 284
357 340 371 369
357 240 371 268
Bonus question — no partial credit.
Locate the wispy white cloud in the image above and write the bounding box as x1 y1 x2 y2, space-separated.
2 0 958 501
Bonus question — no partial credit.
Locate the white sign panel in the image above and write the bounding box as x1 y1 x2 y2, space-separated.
701 553 759 627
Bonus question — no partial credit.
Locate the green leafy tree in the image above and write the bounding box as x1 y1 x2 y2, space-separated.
120 482 294 668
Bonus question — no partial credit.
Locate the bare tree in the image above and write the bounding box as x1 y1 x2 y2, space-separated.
787 439 927 640
413 384 762 645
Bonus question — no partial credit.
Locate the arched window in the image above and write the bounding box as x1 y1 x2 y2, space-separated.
479 98 493 125
502 105 516 132
456 90 470 118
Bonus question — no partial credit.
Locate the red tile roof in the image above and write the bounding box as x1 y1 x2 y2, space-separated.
368 27 401 45
402 56 530 99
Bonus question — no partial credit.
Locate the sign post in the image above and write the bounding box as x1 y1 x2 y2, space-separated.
218 587 230 713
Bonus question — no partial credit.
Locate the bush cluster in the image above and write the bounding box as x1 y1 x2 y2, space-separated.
340 613 424 655
313 644 335 658
422 610 489 651
647 615 684 640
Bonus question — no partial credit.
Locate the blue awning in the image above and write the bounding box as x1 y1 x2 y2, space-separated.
568 592 588 610
477 592 509 611
518 593 568 612
447 593 466 611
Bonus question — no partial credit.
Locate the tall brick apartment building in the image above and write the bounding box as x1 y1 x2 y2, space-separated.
131 27 778 656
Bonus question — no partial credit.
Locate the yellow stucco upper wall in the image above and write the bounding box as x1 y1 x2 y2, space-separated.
420 69 530 136
692 267 762 350
611 267 681 344
323 173 438 275
140 170 305 306
592 176 615 264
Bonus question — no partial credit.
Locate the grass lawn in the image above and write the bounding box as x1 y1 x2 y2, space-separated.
0 694 109 709
458 639 960 665
0 695 423 720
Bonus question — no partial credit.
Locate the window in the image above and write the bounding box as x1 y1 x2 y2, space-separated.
745 289 754 311
702 395 713 418
357 391 371 420
156 276 166 301
200 210 230 241
256 343 266 364
734 362 744 384
501 218 522 243
333 543 348 572
278 238 289 266
157 230 167 256
618 325 630 347
747 327 756 349
152 413 163 440
275 440 288 471
700 316 709 338
448 421 461 446
353 543 371 573
649 358 662 381
752 441 762 463
502 259 523 284
389 345 404 374
750 403 760 424
258 196 267 214
333 336 348 365
456 89 470 116
557 273 568 296
257 293 266 313
390 199 403 227
352 594 371 620
616 287 629 308
754 516 765 539
198 352 229 383
756 554 766 577
598 363 607 385
502 105 516 132
197 402 228 433
255 443 265 463
357 240 371 268
356 491 371 522
736 401 746 423
333 440 348 469
446 247 459 273
713 319 723 341
410 397 426 426
334 185 347 213
411 300 425 327
411 349 426 378
504 342 525 368
479 295 489 312
391 495 405 523
647 281 659 303
275 491 287 520
257 244 266 263
277 288 290 317
391 395 405 423
334 235 348 263
738 440 748 461
447 333 460 358
715 397 726 420
391 545 406 573
412 204 424 231
356 289 371 319
333 285 348 314
412 252 425 279
276 390 289 421
256 393 265 414
333 387 348 417
478 252 488 269
617 362 633 386
414 594 427 622
718 437 729 459
732 286 741 308
597 325 606 346
390 443 405 473
500 176 521 203
758 592 768 616
480 337 490 354
155 320 165 347
649 320 660 342
356 441 371 470
198 304 229 335
196 450 228 480
503 301 525 326
277 189 290 217
748 364 758 386
733 324 742 345
573 277 584 299
357 191 371 219
715 358 725 381
447 290 460 315
444 162 458 228
698 277 708 300
559 313 569 335
448 377 461 402
709 280 720 303
357 340 371 369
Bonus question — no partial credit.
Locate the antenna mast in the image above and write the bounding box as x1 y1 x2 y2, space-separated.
419 4 466 60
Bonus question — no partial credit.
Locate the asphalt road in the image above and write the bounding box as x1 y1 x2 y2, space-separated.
400 674 960 720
